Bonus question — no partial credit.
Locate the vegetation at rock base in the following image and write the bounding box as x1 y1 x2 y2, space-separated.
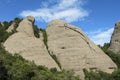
0 57 8 80
0 17 22 42
0 24 12 42
0 44 80 80
83 43 120 80
83 69 113 80
99 43 120 68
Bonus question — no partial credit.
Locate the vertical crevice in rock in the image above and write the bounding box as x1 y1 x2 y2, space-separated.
40 29 62 69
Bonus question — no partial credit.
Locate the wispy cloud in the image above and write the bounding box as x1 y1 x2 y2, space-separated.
19 0 89 23
87 28 114 46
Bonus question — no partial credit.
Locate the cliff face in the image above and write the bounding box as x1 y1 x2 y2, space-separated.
109 21 120 54
46 20 117 79
3 16 117 79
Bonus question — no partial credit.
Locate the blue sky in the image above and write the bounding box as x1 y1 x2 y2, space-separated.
0 0 120 45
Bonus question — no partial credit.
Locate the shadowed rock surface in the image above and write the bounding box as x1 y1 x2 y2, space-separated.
46 20 117 79
109 21 120 54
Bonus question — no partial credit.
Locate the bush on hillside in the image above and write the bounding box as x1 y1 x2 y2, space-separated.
33 25 40 38
0 26 12 42
40 29 48 48
0 43 81 80
12 17 22 33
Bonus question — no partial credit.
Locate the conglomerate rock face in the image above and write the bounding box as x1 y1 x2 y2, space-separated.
109 21 120 54
46 20 117 79
3 16 60 70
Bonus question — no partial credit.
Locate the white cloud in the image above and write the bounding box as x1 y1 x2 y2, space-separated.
88 28 114 46
19 0 88 23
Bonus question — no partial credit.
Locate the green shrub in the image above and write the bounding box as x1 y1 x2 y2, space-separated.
0 23 2 27
33 25 40 38
83 69 113 80
98 43 110 52
0 58 8 80
3 21 13 30
40 29 48 48
51 53 62 69
12 17 22 33
112 69 120 80
0 27 12 42
105 50 120 68
99 43 120 68
0 18 22 43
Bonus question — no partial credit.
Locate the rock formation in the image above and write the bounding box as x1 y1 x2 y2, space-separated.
3 16 60 70
109 21 120 54
46 20 117 79
6 22 15 32
3 16 117 80
16 16 35 37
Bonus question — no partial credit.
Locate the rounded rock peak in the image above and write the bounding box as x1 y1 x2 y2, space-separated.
48 19 67 27
16 16 35 36
25 16 35 23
